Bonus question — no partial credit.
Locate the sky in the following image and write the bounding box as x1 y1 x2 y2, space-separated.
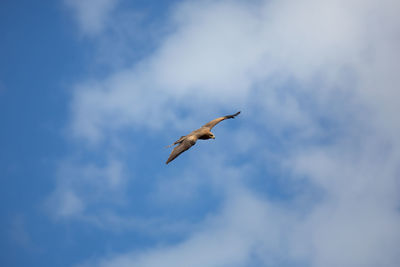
1 0 400 266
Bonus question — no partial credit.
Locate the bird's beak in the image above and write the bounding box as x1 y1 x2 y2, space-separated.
212 136 216 139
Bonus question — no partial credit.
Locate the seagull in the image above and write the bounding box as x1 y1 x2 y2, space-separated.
166 111 241 164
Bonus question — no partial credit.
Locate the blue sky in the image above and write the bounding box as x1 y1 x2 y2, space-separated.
1 0 400 266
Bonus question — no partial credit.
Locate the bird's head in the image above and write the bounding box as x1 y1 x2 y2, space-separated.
210 133 216 139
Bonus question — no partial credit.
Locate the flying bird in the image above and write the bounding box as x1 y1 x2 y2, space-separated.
166 111 241 164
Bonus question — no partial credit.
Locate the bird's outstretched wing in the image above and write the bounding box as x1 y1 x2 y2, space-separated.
166 138 196 164
202 111 241 130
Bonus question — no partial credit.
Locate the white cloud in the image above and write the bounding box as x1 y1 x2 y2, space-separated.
77 187 297 267
57 190 84 217
65 0 120 35
46 159 127 219
66 0 397 143
76 141 400 267
58 0 400 266
8 215 36 251
289 135 400 266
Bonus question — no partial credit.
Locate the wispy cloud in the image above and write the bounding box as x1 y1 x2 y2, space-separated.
53 0 400 266
78 188 297 267
8 215 36 251
65 0 120 36
46 159 127 219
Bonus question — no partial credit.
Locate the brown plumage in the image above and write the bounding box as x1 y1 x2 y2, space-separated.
166 111 241 164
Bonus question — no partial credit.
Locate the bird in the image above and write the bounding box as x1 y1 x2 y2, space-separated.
166 111 241 164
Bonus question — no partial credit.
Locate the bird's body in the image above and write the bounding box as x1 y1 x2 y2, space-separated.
166 111 240 164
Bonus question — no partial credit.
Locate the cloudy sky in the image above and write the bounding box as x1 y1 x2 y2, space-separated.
1 0 400 266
